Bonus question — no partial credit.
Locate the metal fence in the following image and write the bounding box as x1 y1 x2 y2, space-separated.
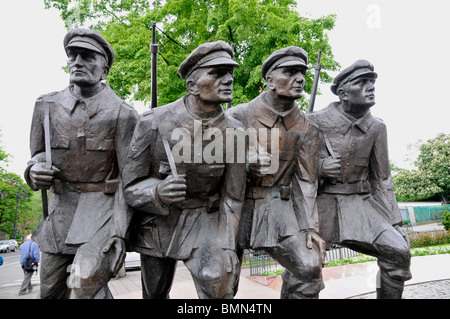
413 205 448 223
245 245 362 276
245 250 284 276
325 244 362 262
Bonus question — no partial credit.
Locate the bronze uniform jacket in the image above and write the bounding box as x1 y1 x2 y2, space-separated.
308 102 402 245
25 84 138 254
227 92 321 249
122 95 247 260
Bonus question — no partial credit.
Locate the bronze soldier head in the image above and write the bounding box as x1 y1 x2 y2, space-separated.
261 46 308 101
331 60 378 117
63 29 114 88
178 41 239 105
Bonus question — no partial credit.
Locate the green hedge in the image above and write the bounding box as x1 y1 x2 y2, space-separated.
408 230 450 248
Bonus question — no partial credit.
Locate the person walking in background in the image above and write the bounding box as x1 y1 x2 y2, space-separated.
19 235 40 295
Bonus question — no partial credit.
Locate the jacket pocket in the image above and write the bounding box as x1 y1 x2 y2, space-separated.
86 138 114 151
51 135 70 149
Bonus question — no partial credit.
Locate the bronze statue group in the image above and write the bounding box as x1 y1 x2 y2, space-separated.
24 28 411 299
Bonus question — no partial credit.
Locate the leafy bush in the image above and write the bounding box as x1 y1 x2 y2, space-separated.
408 230 450 248
442 212 450 231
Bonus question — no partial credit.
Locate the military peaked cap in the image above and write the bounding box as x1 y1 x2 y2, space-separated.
261 46 308 79
331 60 378 95
64 28 115 69
178 41 239 79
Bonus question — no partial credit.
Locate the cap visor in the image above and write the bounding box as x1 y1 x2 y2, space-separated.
350 70 378 81
65 41 105 56
200 57 239 68
278 60 308 69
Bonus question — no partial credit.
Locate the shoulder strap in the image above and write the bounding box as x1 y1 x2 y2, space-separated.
27 242 32 258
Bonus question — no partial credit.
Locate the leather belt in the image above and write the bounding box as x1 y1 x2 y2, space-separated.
322 180 371 194
180 194 220 211
249 185 292 201
56 179 118 194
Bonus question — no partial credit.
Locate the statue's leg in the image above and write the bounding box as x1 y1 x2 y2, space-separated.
373 228 412 299
140 254 177 299
67 241 111 299
267 233 324 299
40 252 74 299
185 246 239 299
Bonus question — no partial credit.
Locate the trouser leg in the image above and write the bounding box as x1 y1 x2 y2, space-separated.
340 226 411 299
19 270 34 295
184 246 240 299
372 228 412 299
40 252 74 299
68 239 122 299
140 254 177 299
267 233 324 299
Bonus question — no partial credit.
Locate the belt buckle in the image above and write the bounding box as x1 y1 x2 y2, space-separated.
76 183 86 193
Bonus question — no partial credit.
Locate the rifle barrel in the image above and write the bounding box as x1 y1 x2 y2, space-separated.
307 50 322 113
150 22 158 109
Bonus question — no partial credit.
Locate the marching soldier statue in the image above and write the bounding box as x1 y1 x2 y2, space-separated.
122 41 247 299
25 28 138 298
227 46 326 299
285 60 412 298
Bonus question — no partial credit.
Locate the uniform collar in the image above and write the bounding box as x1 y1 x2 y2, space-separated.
157 95 227 138
328 102 375 134
254 92 301 130
182 95 226 130
60 84 110 118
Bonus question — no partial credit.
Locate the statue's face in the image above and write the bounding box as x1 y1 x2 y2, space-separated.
267 66 305 100
67 47 108 87
340 76 376 111
192 66 234 104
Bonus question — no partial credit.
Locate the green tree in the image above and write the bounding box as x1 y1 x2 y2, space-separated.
44 0 339 109
393 133 450 204
0 132 38 240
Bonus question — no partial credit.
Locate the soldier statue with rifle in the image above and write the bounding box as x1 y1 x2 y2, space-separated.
284 59 412 299
122 40 247 299
227 46 326 299
25 28 138 298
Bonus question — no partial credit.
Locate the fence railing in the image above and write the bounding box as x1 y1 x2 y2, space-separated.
244 245 362 276
324 244 362 262
244 250 283 276
244 228 447 276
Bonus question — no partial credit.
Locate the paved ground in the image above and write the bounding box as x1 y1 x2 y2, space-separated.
109 222 450 299
108 253 450 299
351 279 450 299
2 222 448 299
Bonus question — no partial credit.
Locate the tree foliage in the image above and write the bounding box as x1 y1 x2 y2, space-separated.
44 0 339 109
0 132 39 240
393 133 450 203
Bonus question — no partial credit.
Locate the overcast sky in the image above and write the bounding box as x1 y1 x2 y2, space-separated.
0 0 449 177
